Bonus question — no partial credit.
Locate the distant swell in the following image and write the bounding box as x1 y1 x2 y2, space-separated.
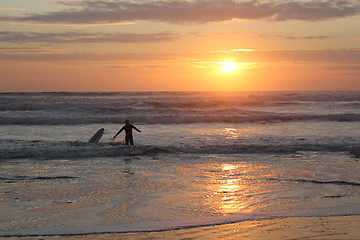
1 91 359 125
1 113 360 125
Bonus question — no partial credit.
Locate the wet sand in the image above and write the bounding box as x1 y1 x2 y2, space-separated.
2 215 359 240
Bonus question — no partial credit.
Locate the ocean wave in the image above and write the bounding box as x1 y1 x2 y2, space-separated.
0 176 78 183
1 91 359 126
0 91 204 99
1 91 359 110
267 178 360 186
1 113 360 125
0 139 358 160
143 100 228 109
0 206 359 237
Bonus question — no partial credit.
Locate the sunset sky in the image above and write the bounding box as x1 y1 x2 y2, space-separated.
0 0 359 92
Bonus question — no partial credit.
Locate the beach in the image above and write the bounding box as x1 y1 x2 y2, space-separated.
2 216 359 240
1 91 359 238
2 0 360 236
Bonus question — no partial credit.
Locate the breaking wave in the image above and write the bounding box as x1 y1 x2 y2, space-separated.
0 139 359 160
1 113 360 125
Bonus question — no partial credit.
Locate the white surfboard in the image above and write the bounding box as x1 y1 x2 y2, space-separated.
88 128 105 143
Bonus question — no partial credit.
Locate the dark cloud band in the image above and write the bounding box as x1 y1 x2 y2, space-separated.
0 31 179 43
6 0 360 25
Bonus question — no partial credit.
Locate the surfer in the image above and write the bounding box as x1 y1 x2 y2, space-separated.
113 120 141 145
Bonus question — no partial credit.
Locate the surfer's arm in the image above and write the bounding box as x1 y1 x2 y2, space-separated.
113 126 125 138
133 126 141 132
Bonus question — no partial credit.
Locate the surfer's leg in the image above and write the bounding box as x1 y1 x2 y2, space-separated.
129 138 134 145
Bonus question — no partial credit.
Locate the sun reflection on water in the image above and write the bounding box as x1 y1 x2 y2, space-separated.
217 163 249 213
223 128 238 139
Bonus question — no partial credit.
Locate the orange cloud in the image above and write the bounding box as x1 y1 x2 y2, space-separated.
0 48 359 65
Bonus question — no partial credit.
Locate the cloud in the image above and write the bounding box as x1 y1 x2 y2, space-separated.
258 32 333 40
0 51 177 63
203 48 360 65
282 35 332 40
0 47 69 53
325 65 360 72
233 48 360 64
4 0 360 25
0 7 26 11
285 35 332 40
323 65 360 76
0 14 15 21
0 31 179 43
0 48 359 66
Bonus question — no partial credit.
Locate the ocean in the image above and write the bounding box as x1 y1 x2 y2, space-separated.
0 91 359 236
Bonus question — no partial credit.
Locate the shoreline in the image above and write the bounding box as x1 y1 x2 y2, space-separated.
2 215 359 240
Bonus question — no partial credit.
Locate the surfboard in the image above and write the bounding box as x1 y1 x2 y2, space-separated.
88 128 105 143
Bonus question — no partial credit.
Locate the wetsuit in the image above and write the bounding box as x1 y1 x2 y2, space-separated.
114 123 141 145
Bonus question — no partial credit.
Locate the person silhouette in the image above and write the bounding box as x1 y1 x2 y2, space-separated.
113 120 141 145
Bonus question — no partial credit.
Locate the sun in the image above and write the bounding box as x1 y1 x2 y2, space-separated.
221 61 237 73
